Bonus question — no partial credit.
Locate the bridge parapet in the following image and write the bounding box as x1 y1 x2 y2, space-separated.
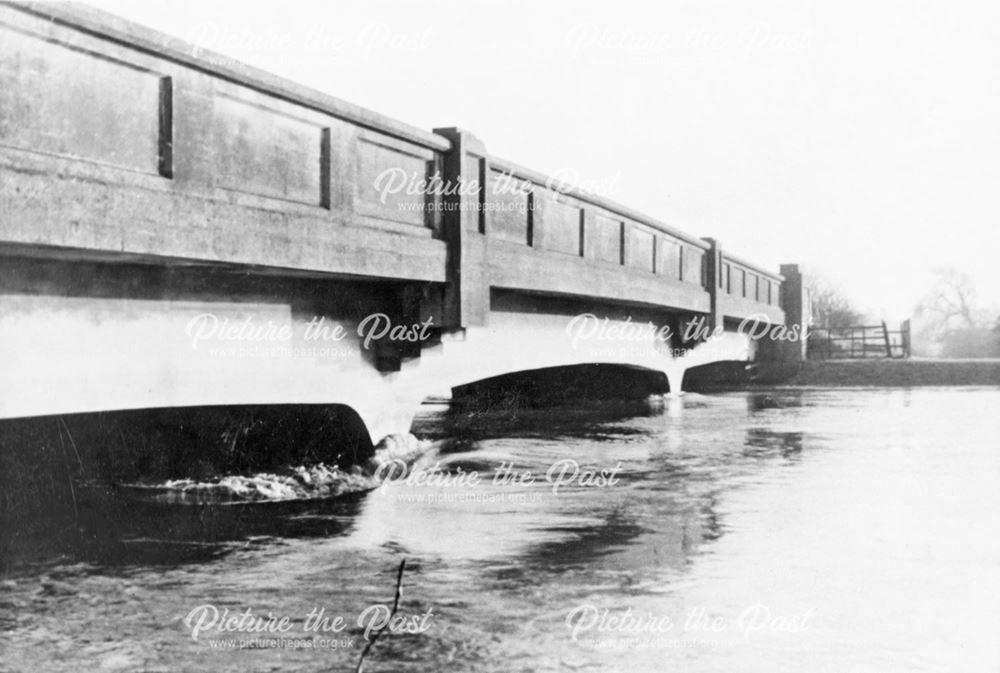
0 1 797 346
486 155 711 308
716 251 785 324
0 2 448 281
431 139 786 330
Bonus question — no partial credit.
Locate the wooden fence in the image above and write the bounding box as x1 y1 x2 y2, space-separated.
808 320 911 359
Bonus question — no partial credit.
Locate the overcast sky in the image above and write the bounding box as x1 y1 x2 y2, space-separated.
87 0 1000 322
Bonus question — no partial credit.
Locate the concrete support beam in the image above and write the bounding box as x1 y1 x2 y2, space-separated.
433 128 490 328
775 263 810 361
702 237 724 331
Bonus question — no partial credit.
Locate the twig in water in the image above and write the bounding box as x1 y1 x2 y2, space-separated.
58 417 83 469
355 559 406 673
55 419 79 520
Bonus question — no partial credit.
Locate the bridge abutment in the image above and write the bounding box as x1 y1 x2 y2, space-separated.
757 263 810 363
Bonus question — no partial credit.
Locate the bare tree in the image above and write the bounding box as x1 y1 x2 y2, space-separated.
911 269 1000 357
807 277 863 328
915 268 979 331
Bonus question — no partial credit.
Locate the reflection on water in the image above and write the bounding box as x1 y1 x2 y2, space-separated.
2 388 999 672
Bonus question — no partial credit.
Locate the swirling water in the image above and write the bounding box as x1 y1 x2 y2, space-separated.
1 387 998 672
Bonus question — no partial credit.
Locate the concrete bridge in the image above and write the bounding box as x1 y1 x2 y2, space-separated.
0 3 807 450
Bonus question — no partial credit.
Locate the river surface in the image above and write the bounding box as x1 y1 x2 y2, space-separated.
2 387 999 672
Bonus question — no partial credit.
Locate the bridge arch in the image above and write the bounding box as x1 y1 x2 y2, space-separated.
450 363 671 413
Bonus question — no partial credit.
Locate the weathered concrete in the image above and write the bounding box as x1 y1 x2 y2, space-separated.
0 2 786 324
0 2 806 448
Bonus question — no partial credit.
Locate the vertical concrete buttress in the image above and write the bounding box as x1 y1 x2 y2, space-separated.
779 263 810 361
433 128 490 328
702 237 723 332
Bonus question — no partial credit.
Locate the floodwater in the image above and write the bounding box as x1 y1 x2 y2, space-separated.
1 387 999 672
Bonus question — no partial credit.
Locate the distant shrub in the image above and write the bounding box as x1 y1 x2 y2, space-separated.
939 327 1000 358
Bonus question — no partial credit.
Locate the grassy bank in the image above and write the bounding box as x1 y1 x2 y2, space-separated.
756 358 1000 387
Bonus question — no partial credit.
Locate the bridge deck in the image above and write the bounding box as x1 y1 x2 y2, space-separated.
0 1 784 326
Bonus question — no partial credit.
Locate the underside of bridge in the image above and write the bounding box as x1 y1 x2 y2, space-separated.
0 247 752 518
0 250 755 442
452 363 671 411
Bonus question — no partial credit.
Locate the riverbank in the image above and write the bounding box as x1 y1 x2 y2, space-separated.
755 358 1000 387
